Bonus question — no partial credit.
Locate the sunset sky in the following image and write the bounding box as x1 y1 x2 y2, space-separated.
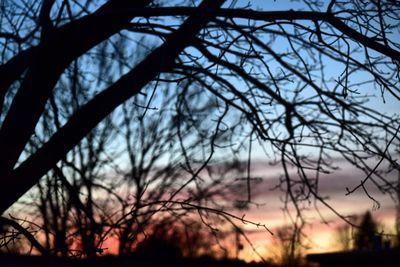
231 159 398 262
102 157 399 262
2 1 399 264
211 0 400 262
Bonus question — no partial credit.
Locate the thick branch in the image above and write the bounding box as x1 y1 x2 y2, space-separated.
0 0 151 175
39 0 56 38
324 14 400 62
127 7 400 62
0 47 36 114
0 0 225 215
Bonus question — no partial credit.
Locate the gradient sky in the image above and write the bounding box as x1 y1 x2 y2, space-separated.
232 159 398 262
213 1 400 261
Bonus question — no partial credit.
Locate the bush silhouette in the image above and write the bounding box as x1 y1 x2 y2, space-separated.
354 211 379 251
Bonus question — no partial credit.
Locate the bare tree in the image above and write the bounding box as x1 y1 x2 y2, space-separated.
354 211 380 251
335 223 353 251
5 73 252 258
0 0 399 259
273 225 306 267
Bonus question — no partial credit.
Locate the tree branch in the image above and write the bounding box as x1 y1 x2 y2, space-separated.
0 0 151 176
0 0 225 215
0 216 49 256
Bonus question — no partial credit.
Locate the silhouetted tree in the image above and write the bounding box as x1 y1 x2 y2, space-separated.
275 225 305 267
6 80 252 257
335 220 354 251
1 0 400 259
12 40 260 260
354 211 379 251
335 224 351 251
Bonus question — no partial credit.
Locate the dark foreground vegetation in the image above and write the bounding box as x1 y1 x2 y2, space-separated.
0 254 271 267
307 249 400 267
